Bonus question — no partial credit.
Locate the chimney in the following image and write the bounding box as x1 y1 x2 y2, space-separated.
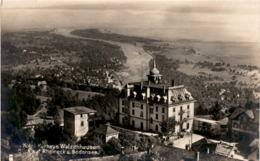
171 80 175 86
126 84 130 97
196 152 200 161
147 87 150 98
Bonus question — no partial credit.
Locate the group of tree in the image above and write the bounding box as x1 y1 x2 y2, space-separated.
47 87 81 116
7 83 41 128
34 123 65 145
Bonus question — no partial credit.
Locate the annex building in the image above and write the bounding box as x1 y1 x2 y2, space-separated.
64 106 96 137
119 60 196 133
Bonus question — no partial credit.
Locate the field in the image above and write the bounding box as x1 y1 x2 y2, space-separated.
144 40 260 89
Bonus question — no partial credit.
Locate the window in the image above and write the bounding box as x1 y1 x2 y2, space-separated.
132 120 135 127
187 105 190 110
80 114 83 118
156 114 158 120
150 118 153 124
141 122 143 130
187 123 189 129
140 111 144 117
141 104 143 109
180 106 183 111
155 125 159 132
132 110 135 115
81 121 84 127
162 107 165 113
162 115 165 121
132 102 135 107
122 100 125 105
150 108 154 114
122 108 125 113
89 121 94 127
173 108 175 112
156 106 158 112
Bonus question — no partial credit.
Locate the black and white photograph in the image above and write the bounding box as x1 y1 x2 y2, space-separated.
1 0 260 160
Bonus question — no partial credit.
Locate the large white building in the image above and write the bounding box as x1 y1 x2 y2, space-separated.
119 60 195 134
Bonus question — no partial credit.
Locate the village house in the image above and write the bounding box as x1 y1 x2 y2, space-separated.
191 139 246 160
119 60 195 134
64 106 96 138
93 123 119 145
193 117 228 137
228 108 259 142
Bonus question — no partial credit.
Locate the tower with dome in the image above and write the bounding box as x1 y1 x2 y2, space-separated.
118 59 196 134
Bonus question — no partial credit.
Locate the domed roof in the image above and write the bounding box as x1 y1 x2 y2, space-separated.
150 59 160 75
151 67 160 75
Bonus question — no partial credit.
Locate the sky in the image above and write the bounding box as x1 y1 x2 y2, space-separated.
2 0 260 42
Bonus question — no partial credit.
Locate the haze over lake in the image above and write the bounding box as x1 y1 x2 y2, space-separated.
2 0 260 67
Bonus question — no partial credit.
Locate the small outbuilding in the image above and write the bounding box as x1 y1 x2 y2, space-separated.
64 106 96 138
93 123 119 145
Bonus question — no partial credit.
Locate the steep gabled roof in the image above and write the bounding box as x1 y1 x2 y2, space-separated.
230 108 245 120
95 124 119 136
230 108 258 122
245 110 254 119
249 139 259 148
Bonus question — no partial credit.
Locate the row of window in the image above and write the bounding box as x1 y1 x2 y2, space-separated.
127 102 190 114
131 109 166 121
132 110 144 117
129 119 190 131
123 100 191 111
150 106 165 114
174 105 190 112
131 120 160 132
132 120 144 130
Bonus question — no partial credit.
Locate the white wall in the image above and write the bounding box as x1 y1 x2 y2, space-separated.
149 104 167 122
74 114 89 137
168 102 194 132
130 117 147 130
106 134 119 143
119 97 194 133
129 100 147 119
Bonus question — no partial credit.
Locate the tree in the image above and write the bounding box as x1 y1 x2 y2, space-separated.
160 117 176 135
7 83 40 128
195 105 209 115
102 138 122 155
210 101 224 120
34 123 64 145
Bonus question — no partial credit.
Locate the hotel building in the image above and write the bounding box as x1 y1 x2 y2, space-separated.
119 60 195 133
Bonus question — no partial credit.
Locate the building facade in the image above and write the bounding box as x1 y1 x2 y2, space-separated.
119 60 195 134
193 117 228 137
228 108 259 142
93 123 119 145
64 106 96 137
